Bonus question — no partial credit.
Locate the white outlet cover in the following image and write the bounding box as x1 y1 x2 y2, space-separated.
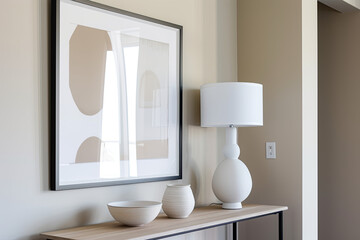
266 142 276 159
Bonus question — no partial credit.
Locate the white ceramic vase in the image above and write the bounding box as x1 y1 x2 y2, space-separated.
162 184 195 219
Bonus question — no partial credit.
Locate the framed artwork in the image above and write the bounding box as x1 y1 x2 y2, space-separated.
51 0 182 190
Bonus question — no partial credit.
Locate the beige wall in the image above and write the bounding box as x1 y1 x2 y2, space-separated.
0 0 237 239
236 0 317 239
318 3 360 239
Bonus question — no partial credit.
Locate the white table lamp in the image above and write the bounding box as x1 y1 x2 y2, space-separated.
200 82 263 209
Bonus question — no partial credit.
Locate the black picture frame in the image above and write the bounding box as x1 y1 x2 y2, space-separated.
51 0 182 190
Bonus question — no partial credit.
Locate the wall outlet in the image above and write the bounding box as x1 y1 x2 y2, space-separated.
266 142 276 159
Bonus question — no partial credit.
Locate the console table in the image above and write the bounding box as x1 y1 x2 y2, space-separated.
41 204 288 240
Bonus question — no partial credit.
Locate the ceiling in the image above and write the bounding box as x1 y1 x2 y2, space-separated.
319 0 360 12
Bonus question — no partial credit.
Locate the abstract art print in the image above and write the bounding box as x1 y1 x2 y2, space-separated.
51 0 182 190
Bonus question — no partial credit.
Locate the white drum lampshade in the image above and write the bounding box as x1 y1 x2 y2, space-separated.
200 82 263 209
201 82 263 128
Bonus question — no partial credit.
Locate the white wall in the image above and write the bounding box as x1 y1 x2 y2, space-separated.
301 0 318 239
0 0 237 239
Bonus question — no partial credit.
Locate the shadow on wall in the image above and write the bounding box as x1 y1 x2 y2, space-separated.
183 88 201 202
39 0 51 192
185 89 201 126
28 207 95 240
183 88 219 206
189 144 200 201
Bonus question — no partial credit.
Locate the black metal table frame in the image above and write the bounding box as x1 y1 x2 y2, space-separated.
148 210 284 240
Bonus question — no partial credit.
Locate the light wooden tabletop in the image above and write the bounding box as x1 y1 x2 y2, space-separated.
41 204 288 240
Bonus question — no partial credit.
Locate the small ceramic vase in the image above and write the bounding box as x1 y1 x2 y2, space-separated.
162 184 195 219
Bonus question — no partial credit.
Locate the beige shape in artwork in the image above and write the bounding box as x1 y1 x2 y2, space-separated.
139 70 160 108
75 136 102 163
69 25 112 116
136 139 168 160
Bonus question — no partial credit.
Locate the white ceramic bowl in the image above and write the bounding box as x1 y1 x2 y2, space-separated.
107 201 162 227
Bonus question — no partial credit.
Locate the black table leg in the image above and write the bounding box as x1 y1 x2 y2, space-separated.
233 222 238 240
279 211 283 240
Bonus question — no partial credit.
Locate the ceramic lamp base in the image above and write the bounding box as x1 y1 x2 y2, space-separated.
212 158 252 209
212 127 252 209
222 202 243 209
